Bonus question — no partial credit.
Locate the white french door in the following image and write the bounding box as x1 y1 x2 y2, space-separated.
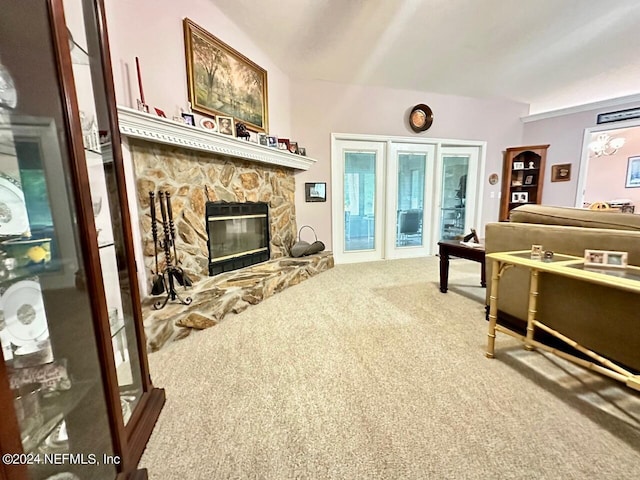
385 143 435 259
332 140 386 263
432 146 481 250
332 135 485 264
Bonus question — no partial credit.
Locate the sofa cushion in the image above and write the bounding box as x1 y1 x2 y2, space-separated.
509 204 640 231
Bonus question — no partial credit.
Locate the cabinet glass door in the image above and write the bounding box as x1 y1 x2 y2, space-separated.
64 0 143 424
0 2 116 478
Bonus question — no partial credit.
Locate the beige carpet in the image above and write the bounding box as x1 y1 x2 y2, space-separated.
140 257 640 479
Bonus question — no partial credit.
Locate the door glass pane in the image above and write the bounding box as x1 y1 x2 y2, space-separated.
396 153 425 247
344 152 376 251
64 0 143 423
440 156 470 239
0 3 116 478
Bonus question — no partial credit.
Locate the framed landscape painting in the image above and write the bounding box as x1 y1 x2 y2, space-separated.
184 18 268 133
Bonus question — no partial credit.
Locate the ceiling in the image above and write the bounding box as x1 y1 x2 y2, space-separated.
213 0 640 115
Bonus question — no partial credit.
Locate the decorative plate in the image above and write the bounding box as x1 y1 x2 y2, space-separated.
2 280 49 346
0 175 29 236
409 104 434 132
199 117 218 132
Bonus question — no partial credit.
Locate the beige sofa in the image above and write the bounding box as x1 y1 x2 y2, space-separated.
484 204 640 373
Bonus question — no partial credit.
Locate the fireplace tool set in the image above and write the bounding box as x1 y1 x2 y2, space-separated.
149 191 192 310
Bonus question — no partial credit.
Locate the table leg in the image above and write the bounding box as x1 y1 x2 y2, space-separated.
486 259 501 358
439 248 450 293
525 269 539 351
480 259 486 287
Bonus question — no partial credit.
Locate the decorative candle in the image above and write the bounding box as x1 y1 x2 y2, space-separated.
135 56 145 104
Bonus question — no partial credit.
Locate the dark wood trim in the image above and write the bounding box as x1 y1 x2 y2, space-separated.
92 0 155 394
125 388 166 467
0 353 28 480
47 0 128 470
91 0 165 472
116 468 149 480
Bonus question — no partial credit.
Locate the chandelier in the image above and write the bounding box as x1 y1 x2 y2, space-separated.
588 133 625 157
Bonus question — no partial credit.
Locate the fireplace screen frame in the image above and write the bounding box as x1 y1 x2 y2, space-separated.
206 201 270 275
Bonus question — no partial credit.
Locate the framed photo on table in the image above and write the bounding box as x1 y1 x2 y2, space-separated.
584 249 628 268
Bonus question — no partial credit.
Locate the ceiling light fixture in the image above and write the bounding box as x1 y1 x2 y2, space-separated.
588 133 625 157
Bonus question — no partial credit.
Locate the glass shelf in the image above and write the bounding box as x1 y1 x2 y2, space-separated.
21 380 94 454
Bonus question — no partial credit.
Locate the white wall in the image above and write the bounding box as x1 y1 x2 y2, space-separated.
522 100 640 207
104 0 292 136
291 80 528 246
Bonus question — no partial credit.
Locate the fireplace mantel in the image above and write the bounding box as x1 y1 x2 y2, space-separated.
117 106 316 170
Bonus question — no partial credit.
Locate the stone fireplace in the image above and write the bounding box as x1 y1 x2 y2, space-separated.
118 107 333 351
131 138 298 285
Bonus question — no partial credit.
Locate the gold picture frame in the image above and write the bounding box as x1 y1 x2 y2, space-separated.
551 163 571 182
183 18 268 133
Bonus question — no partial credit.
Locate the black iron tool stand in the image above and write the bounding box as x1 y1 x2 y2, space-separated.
153 191 192 310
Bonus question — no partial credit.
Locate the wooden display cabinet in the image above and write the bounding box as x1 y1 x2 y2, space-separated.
0 1 164 479
499 145 549 221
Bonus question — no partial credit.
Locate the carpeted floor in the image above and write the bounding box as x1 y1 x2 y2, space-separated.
140 257 640 479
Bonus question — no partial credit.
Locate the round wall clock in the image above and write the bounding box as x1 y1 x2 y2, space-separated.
409 104 434 132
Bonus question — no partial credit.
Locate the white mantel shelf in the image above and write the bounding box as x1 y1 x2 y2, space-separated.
117 106 316 171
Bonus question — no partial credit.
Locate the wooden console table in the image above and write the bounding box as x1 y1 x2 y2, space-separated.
486 250 640 391
438 240 486 293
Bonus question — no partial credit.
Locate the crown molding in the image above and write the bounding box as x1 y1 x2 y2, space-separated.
116 106 316 171
522 93 640 123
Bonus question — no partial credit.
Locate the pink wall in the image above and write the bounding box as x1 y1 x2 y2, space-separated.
291 80 528 246
104 2 528 251
584 128 640 207
104 0 292 135
522 101 640 207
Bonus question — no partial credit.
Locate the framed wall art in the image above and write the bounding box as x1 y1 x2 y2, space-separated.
551 163 571 182
305 183 326 202
184 18 268 133
625 156 640 188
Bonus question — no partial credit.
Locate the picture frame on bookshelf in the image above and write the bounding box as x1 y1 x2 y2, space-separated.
511 191 528 203
513 161 525 170
524 175 534 185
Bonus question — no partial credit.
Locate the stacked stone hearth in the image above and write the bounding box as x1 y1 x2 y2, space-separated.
130 139 333 351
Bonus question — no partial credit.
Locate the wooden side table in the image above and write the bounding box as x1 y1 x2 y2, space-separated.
438 240 486 293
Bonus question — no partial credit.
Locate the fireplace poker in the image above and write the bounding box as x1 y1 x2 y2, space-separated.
154 191 192 310
148 191 165 295
165 191 192 287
